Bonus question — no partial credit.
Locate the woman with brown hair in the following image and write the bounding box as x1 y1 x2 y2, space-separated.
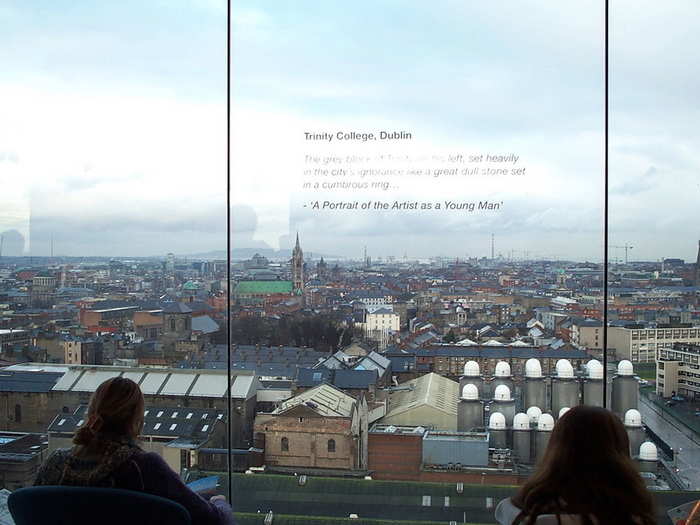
34 377 235 525
495 405 656 525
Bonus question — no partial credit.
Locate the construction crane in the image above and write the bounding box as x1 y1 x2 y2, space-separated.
609 244 633 264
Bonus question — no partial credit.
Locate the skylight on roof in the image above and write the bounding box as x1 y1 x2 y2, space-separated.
58 419 66 426
172 411 178 418
154 423 161 430
202 413 208 419
186 413 193 419
157 411 163 417
169 424 177 431
202 424 209 432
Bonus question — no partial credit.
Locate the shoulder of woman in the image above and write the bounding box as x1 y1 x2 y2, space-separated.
495 498 523 525
132 450 175 473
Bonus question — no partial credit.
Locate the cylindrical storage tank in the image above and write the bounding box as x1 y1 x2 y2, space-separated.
512 412 532 464
458 384 485 432
488 412 508 449
624 409 645 459
638 442 658 474
490 385 516 427
490 361 514 398
459 360 483 398
611 360 638 418
526 406 542 429
534 413 554 463
551 359 579 415
523 377 547 413
582 360 604 407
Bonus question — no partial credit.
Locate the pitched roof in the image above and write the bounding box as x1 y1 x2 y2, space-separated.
162 302 193 314
192 315 219 334
0 371 63 392
274 383 356 418
333 369 378 389
385 373 458 419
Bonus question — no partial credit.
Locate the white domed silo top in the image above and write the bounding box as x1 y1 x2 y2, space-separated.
586 359 604 379
461 383 479 401
463 360 480 377
489 412 506 430
558 407 570 418
526 406 542 423
639 442 658 461
538 413 555 431
555 359 574 378
617 360 634 376
513 413 530 430
624 409 642 427
495 361 511 378
525 358 542 378
494 384 512 401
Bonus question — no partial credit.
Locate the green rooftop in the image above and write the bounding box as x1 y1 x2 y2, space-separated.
235 281 293 295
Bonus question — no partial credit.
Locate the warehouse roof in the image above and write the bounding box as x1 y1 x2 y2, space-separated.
385 373 458 420
0 370 63 392
43 365 256 399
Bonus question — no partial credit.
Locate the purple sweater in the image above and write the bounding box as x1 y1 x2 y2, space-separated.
35 446 236 525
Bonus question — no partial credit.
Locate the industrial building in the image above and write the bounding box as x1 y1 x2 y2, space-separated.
254 383 369 472
380 373 458 430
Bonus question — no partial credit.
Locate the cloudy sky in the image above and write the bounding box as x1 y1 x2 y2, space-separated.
0 1 698 261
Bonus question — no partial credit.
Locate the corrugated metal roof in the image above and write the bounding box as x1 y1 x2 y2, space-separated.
385 373 458 419
139 372 170 395
121 371 145 384
72 370 122 392
188 374 228 397
160 373 197 396
52 369 84 391
275 383 355 418
230 375 255 399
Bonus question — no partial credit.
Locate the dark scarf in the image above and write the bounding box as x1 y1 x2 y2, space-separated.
60 434 142 488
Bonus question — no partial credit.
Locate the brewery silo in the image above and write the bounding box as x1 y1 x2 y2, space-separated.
458 383 485 432
534 413 554 463
611 360 638 418
624 409 645 459
512 412 532 464
459 360 483 398
522 359 547 411
526 406 542 428
582 359 604 407
491 361 514 399
488 412 508 449
491 384 516 427
551 359 579 415
638 442 658 474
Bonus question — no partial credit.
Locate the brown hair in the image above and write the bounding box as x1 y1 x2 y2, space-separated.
74 377 144 451
512 405 656 525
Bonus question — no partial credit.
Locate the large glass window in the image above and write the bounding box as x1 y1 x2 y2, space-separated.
1 1 698 524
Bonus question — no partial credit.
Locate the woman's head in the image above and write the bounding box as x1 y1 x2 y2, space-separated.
74 377 144 448
513 405 655 525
